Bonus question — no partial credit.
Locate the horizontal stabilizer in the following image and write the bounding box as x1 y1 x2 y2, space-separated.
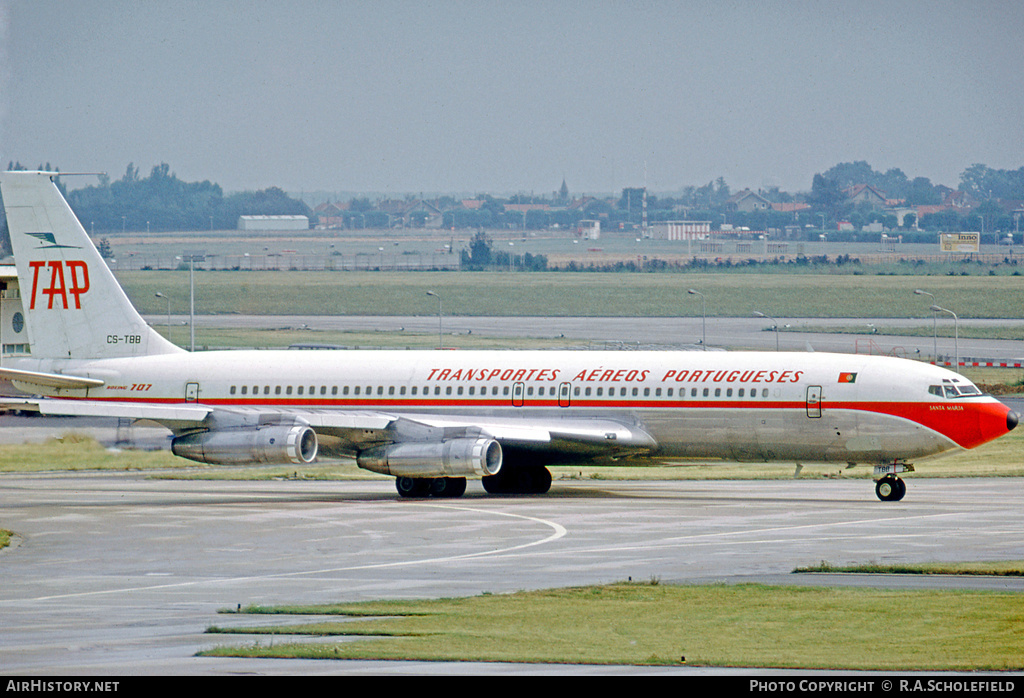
0 366 105 390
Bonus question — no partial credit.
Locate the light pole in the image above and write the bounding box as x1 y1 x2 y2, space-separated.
155 292 171 345
754 311 779 351
914 289 937 363
189 258 195 351
930 305 959 373
426 291 443 349
687 289 706 350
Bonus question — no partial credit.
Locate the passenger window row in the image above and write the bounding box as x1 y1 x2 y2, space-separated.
227 384 772 399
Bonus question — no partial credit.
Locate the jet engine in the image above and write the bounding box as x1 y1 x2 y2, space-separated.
171 424 318 465
357 437 502 478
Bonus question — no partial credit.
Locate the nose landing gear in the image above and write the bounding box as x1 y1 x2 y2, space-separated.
874 460 913 501
875 474 906 501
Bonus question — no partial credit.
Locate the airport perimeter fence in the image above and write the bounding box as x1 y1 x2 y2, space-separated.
108 253 461 271
106 251 1022 273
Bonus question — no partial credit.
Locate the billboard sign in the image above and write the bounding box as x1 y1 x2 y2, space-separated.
939 232 979 253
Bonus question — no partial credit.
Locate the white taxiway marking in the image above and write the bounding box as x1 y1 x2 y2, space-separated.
6 503 568 603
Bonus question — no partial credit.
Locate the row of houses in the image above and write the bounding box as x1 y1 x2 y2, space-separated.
726 185 1024 230
312 178 590 230
312 194 613 231
308 180 1023 234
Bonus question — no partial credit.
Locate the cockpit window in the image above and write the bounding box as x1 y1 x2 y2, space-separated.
930 379 984 398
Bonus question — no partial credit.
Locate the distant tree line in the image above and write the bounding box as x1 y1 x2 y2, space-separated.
4 161 311 234
3 159 1024 257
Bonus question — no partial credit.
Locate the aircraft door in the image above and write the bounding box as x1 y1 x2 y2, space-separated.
806 385 822 418
512 382 525 407
558 382 571 408
185 382 200 403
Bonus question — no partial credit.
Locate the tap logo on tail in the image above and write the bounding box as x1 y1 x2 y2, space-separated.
26 232 80 250
27 260 90 309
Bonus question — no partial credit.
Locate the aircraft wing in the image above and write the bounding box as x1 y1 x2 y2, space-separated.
0 398 657 462
0 397 213 433
303 409 659 460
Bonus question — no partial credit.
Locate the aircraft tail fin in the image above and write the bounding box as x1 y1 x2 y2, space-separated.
0 171 181 360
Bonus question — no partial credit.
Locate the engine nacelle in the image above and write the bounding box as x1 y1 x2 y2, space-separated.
172 424 318 465
357 437 502 478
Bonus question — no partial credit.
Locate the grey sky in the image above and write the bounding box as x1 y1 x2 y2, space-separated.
1 0 1022 196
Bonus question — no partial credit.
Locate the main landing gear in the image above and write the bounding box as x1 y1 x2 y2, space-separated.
873 461 914 502
394 466 554 498
482 465 552 495
395 476 467 499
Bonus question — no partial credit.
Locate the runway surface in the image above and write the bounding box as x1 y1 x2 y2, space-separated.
2 473 1023 675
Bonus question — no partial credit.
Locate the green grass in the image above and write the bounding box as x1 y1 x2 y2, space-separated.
119 271 1024 319
0 434 182 472
2 425 1023 481
201 582 1024 670
795 561 1024 576
0 529 10 551
155 327 579 351
2 424 1024 480
797 324 1024 341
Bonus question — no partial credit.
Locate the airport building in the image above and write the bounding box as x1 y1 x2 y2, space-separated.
0 266 29 358
237 215 309 231
649 221 712 241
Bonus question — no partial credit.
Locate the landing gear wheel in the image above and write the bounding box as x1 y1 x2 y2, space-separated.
481 472 506 494
482 466 552 495
429 477 467 498
875 474 906 502
526 465 552 494
396 476 431 498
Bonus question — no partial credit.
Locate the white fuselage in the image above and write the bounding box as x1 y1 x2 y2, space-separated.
8 348 1011 466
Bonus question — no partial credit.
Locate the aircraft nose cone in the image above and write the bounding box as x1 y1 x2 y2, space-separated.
1009 411 1019 432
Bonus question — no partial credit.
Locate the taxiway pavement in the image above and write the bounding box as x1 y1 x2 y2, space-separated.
2 473 1022 675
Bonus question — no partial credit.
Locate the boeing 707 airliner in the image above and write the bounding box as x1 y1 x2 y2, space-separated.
0 171 1016 500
